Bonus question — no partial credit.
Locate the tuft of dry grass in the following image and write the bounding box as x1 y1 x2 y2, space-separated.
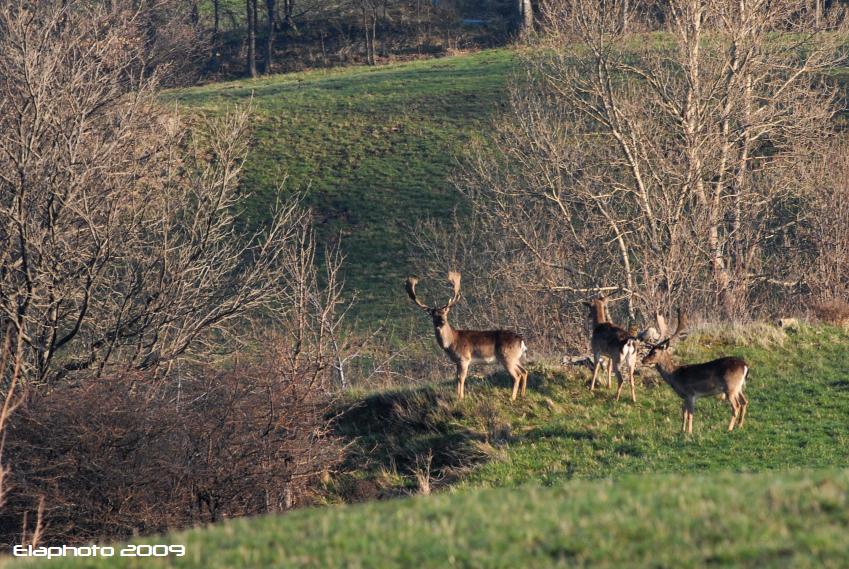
414 452 434 496
679 321 790 351
812 299 849 326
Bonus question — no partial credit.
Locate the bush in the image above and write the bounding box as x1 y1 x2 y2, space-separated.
0 346 343 546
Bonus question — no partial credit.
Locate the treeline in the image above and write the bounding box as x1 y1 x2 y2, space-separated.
24 1 849 83
111 0 520 81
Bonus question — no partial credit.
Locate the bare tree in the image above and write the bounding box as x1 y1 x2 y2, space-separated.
279 0 298 30
0 1 319 384
519 0 534 36
265 0 277 73
129 0 209 85
444 0 847 339
353 0 380 65
246 0 259 76
787 139 849 305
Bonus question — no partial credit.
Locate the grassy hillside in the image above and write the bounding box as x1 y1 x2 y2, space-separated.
330 323 849 498
17 469 849 568
169 47 849 327
14 323 849 568
170 50 514 323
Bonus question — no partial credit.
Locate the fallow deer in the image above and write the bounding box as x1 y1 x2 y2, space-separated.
642 312 749 433
405 272 528 400
584 295 639 402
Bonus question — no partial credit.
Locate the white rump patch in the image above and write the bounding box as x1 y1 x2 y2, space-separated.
521 340 528 358
621 339 638 366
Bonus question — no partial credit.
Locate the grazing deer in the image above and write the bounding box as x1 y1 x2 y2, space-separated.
584 296 639 402
405 272 528 400
642 312 749 433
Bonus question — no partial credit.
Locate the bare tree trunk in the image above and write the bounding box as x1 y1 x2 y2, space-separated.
361 5 376 65
618 0 629 33
519 0 533 36
246 0 257 77
371 7 378 62
264 0 276 74
281 0 296 30
190 0 199 24
209 0 221 71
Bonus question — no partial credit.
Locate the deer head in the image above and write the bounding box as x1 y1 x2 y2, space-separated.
582 295 609 326
405 271 462 328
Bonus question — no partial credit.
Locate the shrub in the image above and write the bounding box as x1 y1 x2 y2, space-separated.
0 345 343 546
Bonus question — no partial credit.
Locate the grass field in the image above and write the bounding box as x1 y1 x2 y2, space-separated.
13 323 849 568
331 323 849 496
15 470 849 568
168 50 514 323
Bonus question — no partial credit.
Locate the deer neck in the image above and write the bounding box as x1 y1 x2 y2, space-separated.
652 354 681 386
434 322 456 351
591 305 608 328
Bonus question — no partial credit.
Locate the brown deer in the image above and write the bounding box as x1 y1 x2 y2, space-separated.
405 272 528 400
583 296 639 402
642 312 749 433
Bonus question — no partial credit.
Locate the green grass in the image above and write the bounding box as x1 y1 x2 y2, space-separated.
15 324 849 568
328 323 849 497
14 469 849 568
168 50 515 323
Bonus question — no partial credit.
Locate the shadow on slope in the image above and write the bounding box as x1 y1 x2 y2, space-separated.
330 370 550 501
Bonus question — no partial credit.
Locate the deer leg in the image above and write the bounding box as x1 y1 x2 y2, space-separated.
614 363 626 402
606 359 613 388
508 365 522 401
590 354 602 391
681 403 687 432
737 392 748 427
516 365 528 397
685 397 696 433
457 360 470 400
727 394 740 431
629 360 636 403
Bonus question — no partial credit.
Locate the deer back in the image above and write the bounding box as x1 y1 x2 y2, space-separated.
451 329 525 362
591 323 632 357
670 356 748 397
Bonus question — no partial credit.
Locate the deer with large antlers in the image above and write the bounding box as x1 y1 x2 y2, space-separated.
405 272 528 400
584 295 639 402
642 310 750 433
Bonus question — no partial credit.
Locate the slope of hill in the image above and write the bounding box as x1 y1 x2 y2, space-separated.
169 50 514 323
12 323 849 568
19 469 849 568
168 48 849 327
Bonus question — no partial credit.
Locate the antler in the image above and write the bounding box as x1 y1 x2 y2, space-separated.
441 271 462 309
655 310 668 339
653 308 688 349
670 307 688 342
405 276 430 310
